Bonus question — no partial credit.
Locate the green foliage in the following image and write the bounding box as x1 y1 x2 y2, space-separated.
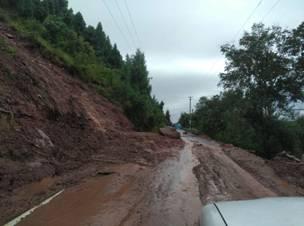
178 112 190 128
111 50 166 131
165 110 172 126
0 8 9 22
17 0 34 18
0 0 166 131
72 12 85 34
186 23 304 158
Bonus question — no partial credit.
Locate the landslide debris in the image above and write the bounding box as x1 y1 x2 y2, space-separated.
159 127 181 139
0 23 182 224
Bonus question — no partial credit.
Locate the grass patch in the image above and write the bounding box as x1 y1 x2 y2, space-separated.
0 37 16 56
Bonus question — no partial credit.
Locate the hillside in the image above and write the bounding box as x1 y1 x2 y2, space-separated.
0 23 182 224
0 0 168 132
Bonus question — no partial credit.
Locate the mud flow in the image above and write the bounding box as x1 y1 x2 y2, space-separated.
12 135 201 226
7 133 304 226
138 137 201 226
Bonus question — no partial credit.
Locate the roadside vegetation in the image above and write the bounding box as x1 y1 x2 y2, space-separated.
180 23 304 158
0 0 168 131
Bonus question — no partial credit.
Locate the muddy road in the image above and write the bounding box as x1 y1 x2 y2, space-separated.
10 133 304 226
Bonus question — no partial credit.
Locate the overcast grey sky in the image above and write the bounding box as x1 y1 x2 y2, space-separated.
69 0 304 122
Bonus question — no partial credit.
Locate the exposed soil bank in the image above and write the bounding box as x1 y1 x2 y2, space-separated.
0 23 183 224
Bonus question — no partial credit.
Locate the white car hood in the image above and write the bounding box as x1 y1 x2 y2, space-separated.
214 197 304 226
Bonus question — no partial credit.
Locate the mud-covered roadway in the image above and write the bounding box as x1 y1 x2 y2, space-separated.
13 133 304 226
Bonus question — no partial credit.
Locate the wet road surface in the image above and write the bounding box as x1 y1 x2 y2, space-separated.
10 133 304 226
16 135 202 226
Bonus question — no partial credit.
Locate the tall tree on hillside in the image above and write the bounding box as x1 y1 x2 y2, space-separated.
54 0 68 15
130 50 151 95
17 0 33 17
103 36 115 66
84 25 96 44
0 0 17 8
94 22 107 58
63 8 74 26
165 110 172 126
108 44 122 68
44 0 55 15
43 15 68 43
73 12 86 34
32 0 48 21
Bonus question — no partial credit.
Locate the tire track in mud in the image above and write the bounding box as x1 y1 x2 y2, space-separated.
11 134 299 226
191 135 304 205
193 142 276 204
121 138 202 226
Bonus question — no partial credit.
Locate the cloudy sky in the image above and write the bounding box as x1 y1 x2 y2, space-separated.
69 0 304 122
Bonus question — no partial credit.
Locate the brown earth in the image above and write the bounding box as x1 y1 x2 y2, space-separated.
192 135 304 205
0 23 183 224
10 136 200 226
8 134 304 226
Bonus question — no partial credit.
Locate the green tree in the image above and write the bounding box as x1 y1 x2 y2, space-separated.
73 12 86 35
121 51 166 131
54 0 68 16
178 113 190 128
43 15 69 44
63 8 74 26
32 0 48 21
192 92 259 151
129 49 151 95
17 0 34 18
220 24 304 117
165 110 172 126
285 22 304 95
94 22 107 59
108 44 122 68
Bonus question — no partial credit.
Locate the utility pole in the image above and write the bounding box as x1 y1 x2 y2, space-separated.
189 96 192 130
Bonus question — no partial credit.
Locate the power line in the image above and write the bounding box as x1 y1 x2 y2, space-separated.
123 0 142 48
208 0 283 76
208 0 264 75
232 0 263 42
261 0 282 22
101 0 132 49
113 0 138 48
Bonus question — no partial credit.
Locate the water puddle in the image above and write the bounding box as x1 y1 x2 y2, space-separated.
142 136 202 226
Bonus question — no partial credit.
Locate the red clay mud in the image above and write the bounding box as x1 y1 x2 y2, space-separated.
0 23 183 224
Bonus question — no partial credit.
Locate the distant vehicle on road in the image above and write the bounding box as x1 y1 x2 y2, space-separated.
200 197 304 226
174 123 182 130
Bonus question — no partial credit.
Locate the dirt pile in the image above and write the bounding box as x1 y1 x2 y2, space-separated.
0 23 183 224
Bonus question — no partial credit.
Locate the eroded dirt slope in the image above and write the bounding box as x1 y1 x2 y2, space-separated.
0 23 182 224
